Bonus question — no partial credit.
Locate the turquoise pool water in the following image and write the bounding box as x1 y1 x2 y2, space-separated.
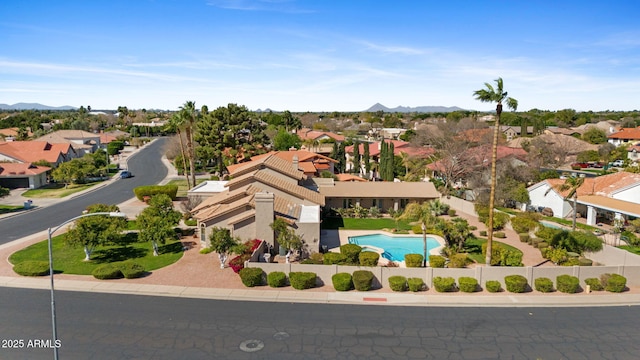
348 234 441 262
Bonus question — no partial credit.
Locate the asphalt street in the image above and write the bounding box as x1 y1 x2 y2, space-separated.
1 287 639 360
0 138 168 244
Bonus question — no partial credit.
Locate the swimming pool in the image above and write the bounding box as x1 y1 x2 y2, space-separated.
348 233 442 262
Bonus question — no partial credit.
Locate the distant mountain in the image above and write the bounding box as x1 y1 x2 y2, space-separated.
366 103 465 113
0 103 77 110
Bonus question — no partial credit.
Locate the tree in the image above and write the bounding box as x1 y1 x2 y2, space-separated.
282 110 302 132
440 218 472 252
273 127 301 150
547 176 584 231
582 127 608 144
136 194 182 256
166 113 191 188
52 157 97 187
208 227 240 269
474 77 518 265
270 218 303 263
362 142 371 177
179 101 198 188
398 202 435 267
352 141 360 174
64 204 126 261
0 186 8 198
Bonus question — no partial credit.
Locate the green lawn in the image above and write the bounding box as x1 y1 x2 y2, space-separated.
9 233 183 275
541 217 599 231
464 238 523 264
166 179 206 197
22 183 96 198
0 205 24 214
618 245 640 256
322 217 413 231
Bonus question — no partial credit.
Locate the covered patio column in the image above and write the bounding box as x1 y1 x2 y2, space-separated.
586 205 597 226
393 198 399 211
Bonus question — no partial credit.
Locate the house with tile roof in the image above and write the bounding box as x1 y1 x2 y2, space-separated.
226 150 337 177
528 171 640 226
0 141 78 167
296 128 345 143
344 140 435 176
35 130 101 156
608 127 640 147
0 162 50 189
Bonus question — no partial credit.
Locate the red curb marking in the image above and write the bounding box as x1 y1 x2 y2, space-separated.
363 297 387 302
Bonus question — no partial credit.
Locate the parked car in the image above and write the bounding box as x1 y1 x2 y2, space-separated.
587 162 603 168
120 171 133 179
570 162 589 169
610 159 624 167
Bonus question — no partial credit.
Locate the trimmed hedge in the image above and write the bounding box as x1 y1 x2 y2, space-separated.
92 264 123 280
601 273 626 293
556 275 580 294
429 255 445 268
332 272 353 291
505 275 528 293
534 277 554 293
405 253 423 268
117 261 145 279
448 254 468 268
13 261 50 276
408 277 425 292
486 280 502 293
388 275 407 292
323 252 347 265
267 271 287 288
289 272 316 290
494 231 506 238
352 270 374 291
584 278 604 291
359 251 380 266
239 267 264 287
519 233 530 243
133 184 178 201
578 258 593 266
458 277 478 293
433 276 456 292
340 244 362 264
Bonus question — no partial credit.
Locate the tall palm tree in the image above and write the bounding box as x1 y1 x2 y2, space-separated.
474 77 518 265
546 176 584 231
180 101 198 189
166 113 190 188
398 202 435 267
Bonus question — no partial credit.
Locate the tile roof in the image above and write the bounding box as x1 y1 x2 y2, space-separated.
319 181 439 199
577 195 640 218
345 140 417 157
252 170 325 206
0 141 74 163
608 127 640 140
226 153 306 180
335 173 367 182
0 162 50 176
297 129 345 142
545 171 640 198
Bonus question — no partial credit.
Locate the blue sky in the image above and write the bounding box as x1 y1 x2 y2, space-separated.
1 0 640 112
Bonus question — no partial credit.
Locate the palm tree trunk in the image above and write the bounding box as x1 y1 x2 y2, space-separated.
572 195 577 231
185 125 196 189
177 130 190 189
485 104 502 265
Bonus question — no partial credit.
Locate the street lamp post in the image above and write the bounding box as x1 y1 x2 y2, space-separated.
48 211 126 360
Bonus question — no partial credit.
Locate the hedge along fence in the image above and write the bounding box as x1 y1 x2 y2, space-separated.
133 184 179 201
245 262 640 291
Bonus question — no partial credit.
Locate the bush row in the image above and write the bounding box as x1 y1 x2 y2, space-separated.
133 184 178 201
92 261 146 279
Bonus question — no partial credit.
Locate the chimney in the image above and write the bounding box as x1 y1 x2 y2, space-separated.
254 192 275 247
292 155 299 171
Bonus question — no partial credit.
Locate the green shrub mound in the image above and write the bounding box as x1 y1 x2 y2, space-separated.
537 242 549 250
433 276 456 292
340 244 362 264
518 233 530 243
429 255 446 268
332 272 353 291
504 275 528 293
578 258 593 266
388 276 408 292
199 247 213 254
92 264 123 280
323 252 347 265
359 252 380 266
458 277 478 293
534 277 554 293
485 280 502 293
133 184 178 201
482 243 523 266
404 253 423 268
556 275 580 293
117 261 145 279
239 267 264 287
408 277 425 292
601 273 626 293
13 260 50 276
352 270 375 291
479 230 487 237
289 272 316 290
584 278 604 291
448 254 468 268
267 271 287 288
494 231 506 239
447 209 456 217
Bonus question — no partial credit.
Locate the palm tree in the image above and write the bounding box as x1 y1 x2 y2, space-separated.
166 113 191 188
180 101 198 189
474 77 518 265
547 176 584 231
398 202 435 267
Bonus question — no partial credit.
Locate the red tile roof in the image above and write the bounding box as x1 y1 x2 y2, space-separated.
0 141 74 163
608 127 640 140
345 140 433 158
0 162 50 176
297 129 345 142
545 171 640 197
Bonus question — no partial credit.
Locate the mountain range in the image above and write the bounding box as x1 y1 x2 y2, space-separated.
0 103 77 110
365 103 465 113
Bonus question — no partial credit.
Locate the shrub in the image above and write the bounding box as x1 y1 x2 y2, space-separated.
407 277 425 292
578 258 593 266
92 264 123 280
556 275 580 294
537 241 549 250
479 230 487 236
448 253 468 268
447 209 457 217
433 276 456 292
340 244 362 264
550 230 603 254
504 275 528 293
332 273 353 291
494 231 506 239
544 247 568 265
13 261 50 276
584 278 604 291
535 226 562 242
199 247 213 254
239 267 264 287
388 276 407 292
289 272 316 290
352 270 375 291
601 273 626 293
267 271 287 288
323 252 348 265
511 215 540 234
117 261 145 279
458 277 478 293
133 184 179 201
485 280 502 293
561 258 580 266
359 252 380 266
229 254 250 273
469 226 477 231
184 218 197 226
534 277 554 293
404 254 423 268
482 243 523 266
518 233 530 243
429 255 446 268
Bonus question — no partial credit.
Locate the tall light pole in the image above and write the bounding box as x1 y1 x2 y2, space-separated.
48 211 126 360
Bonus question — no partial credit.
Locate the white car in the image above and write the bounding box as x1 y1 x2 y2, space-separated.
611 160 624 167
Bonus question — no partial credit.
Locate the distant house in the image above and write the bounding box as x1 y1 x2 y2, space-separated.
335 173 367 182
344 140 435 175
227 150 337 178
499 126 534 141
35 130 101 155
0 141 78 167
0 162 50 189
608 127 640 147
296 128 345 143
